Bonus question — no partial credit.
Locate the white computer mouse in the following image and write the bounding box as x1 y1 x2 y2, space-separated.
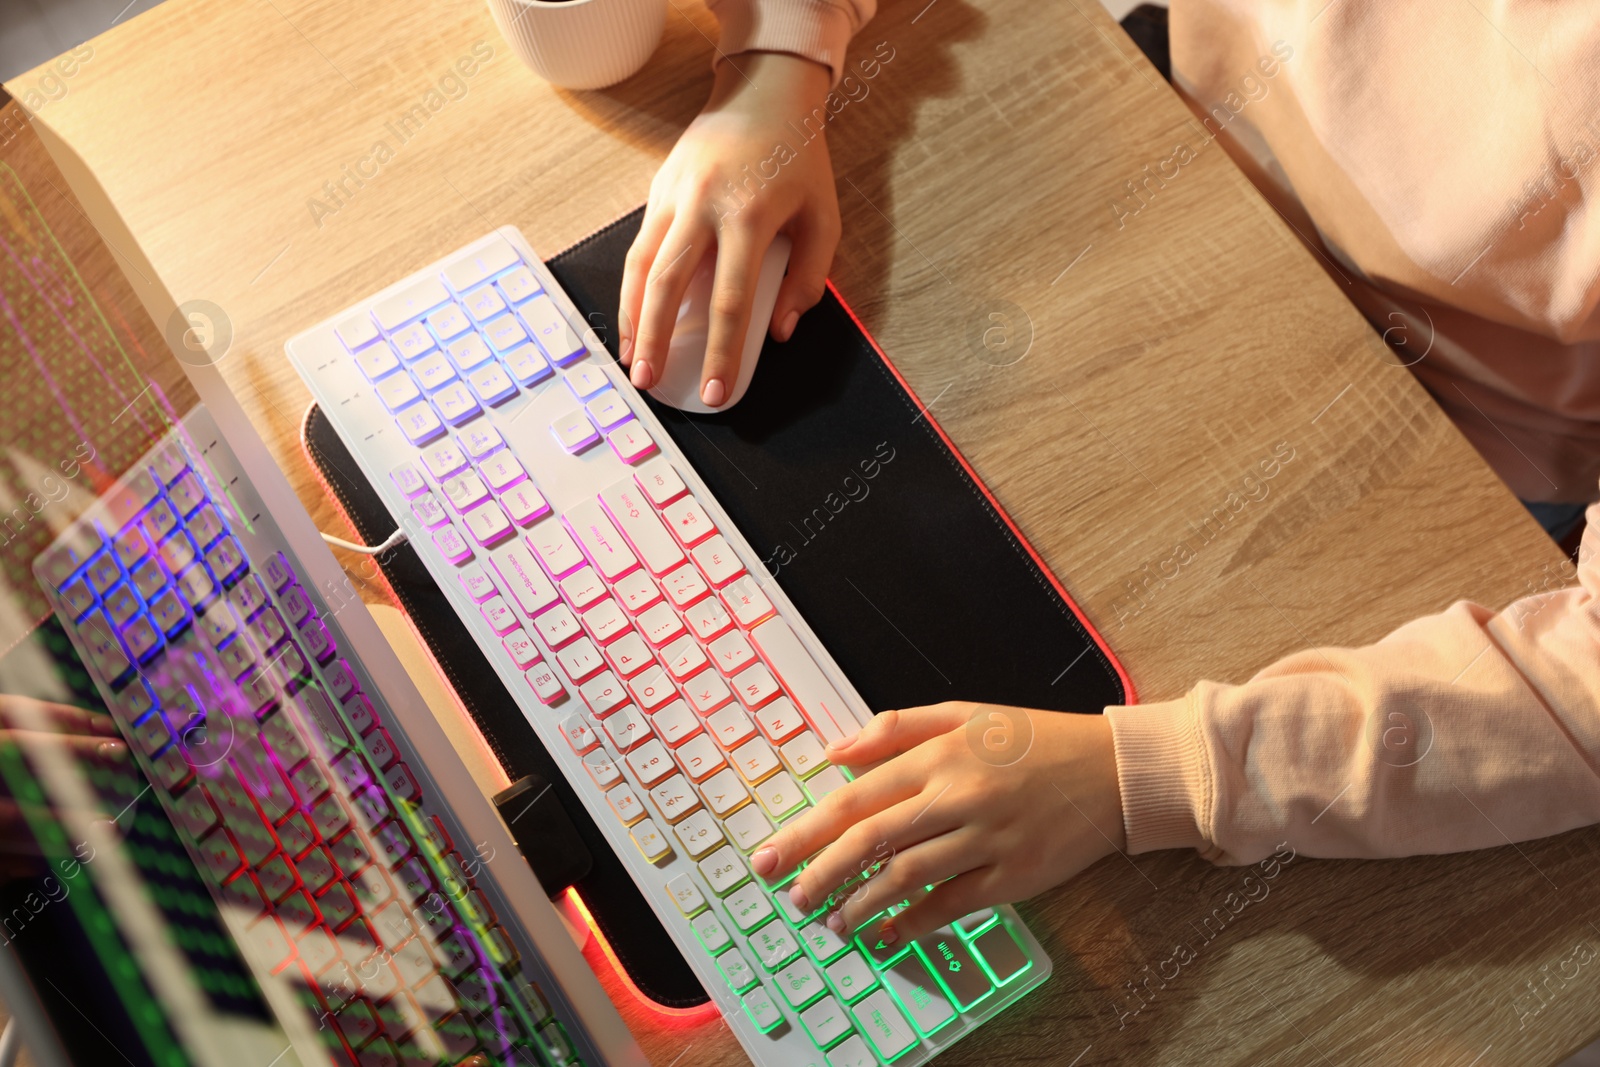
648 234 792 413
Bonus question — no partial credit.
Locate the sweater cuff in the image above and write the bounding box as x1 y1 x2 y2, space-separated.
706 0 858 84
1105 694 1212 855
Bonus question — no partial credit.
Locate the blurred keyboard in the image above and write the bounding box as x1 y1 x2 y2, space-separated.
34 407 579 1067
286 229 1052 1067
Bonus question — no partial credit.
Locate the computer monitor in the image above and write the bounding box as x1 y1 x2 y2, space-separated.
0 91 642 1067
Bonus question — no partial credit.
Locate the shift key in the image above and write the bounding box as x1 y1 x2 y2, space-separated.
914 927 993 1010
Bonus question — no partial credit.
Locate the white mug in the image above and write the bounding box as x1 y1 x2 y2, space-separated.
488 0 668 90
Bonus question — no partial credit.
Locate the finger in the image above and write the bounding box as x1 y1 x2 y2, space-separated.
869 867 1000 948
0 698 119 738
751 760 923 886
825 703 973 768
0 731 129 762
699 221 773 408
784 790 953 916
631 216 710 391
771 205 839 342
617 206 675 368
834 831 983 938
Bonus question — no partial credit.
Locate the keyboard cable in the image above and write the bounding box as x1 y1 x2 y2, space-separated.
319 529 408 555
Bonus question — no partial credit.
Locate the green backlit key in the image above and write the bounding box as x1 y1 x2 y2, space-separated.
717 947 758 993
914 927 994 1010
742 986 784 1033
692 910 732 954
883 953 956 1035
857 925 910 968
848 988 918 1062
775 959 826 1010
800 921 850 964
799 995 852 1048
971 922 1031 985
751 921 802 970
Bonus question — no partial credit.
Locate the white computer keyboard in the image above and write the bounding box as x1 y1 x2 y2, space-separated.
286 228 1051 1067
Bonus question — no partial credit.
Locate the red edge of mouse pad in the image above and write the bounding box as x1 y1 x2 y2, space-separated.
826 280 1137 707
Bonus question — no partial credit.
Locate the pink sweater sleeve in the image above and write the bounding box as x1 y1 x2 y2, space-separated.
1106 499 1600 865
705 0 876 83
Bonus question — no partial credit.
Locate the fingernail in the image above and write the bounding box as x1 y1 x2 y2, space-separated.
876 921 898 947
752 847 778 876
779 309 799 340
97 740 126 759
826 912 845 934
828 734 856 752
631 361 653 389
788 883 811 913
701 378 725 407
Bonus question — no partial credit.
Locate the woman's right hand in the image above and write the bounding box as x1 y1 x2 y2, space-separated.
618 51 842 408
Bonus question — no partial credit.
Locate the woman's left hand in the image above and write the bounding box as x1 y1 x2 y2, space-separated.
751 702 1125 951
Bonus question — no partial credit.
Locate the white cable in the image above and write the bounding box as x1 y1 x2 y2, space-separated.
319 529 408 555
0 1018 21 1067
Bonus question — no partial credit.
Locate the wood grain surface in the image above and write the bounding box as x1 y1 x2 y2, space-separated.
12 0 1599 1063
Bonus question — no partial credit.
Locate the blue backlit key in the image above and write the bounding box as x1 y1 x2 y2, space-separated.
375 373 421 413
446 334 494 372
466 364 516 407
389 322 436 361
413 353 456 392
502 343 552 386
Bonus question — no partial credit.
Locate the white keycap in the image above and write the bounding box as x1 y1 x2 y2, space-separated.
651 700 700 746
636 458 688 506
755 771 806 819
850 989 917 1060
802 997 854 1050
750 618 852 744
421 441 468 479
686 596 733 641
461 424 502 459
498 266 540 304
801 922 850 964
463 284 507 323
443 238 520 292
578 671 628 717
724 804 775 851
662 636 709 680
554 637 604 681
478 453 526 493
673 810 725 859
447 333 494 370
648 774 700 823
698 846 748 896
684 669 732 714
734 664 782 710
635 820 672 863
492 542 560 616
583 749 622 788
463 501 512 546
637 602 685 646
587 392 632 429
776 960 825 1009
721 575 776 628
608 785 644 824
560 566 608 609
565 364 610 398
700 768 751 818
502 483 550 526
427 303 471 341
692 534 745 587
674 734 726 782
580 598 630 644
725 884 775 932
707 705 756 749
827 1036 876 1067
692 910 733 953
600 478 686 575
374 277 449 330
336 313 380 350
625 665 675 711
533 604 582 648
753 924 801 969
605 632 654 678
375 372 420 412
552 409 599 453
521 294 586 364
662 564 709 608
564 500 639 580
732 738 780 783
525 663 564 704
625 739 675 785
560 713 598 754
780 732 828 778
607 421 656 463
709 631 757 675
612 569 663 613
603 704 652 752
503 343 551 385
443 471 490 512
528 521 586 576
354 342 399 380
663 497 715 546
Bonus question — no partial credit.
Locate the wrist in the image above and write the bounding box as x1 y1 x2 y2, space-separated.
709 51 832 112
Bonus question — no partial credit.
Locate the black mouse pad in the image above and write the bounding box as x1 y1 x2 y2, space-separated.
302 208 1130 1009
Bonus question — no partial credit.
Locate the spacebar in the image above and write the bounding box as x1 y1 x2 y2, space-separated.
749 618 849 744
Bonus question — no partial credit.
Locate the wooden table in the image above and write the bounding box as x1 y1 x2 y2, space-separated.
14 0 1599 1063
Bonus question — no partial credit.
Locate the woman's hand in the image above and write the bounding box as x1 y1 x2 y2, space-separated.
618 51 841 407
0 695 125 881
751 702 1125 951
